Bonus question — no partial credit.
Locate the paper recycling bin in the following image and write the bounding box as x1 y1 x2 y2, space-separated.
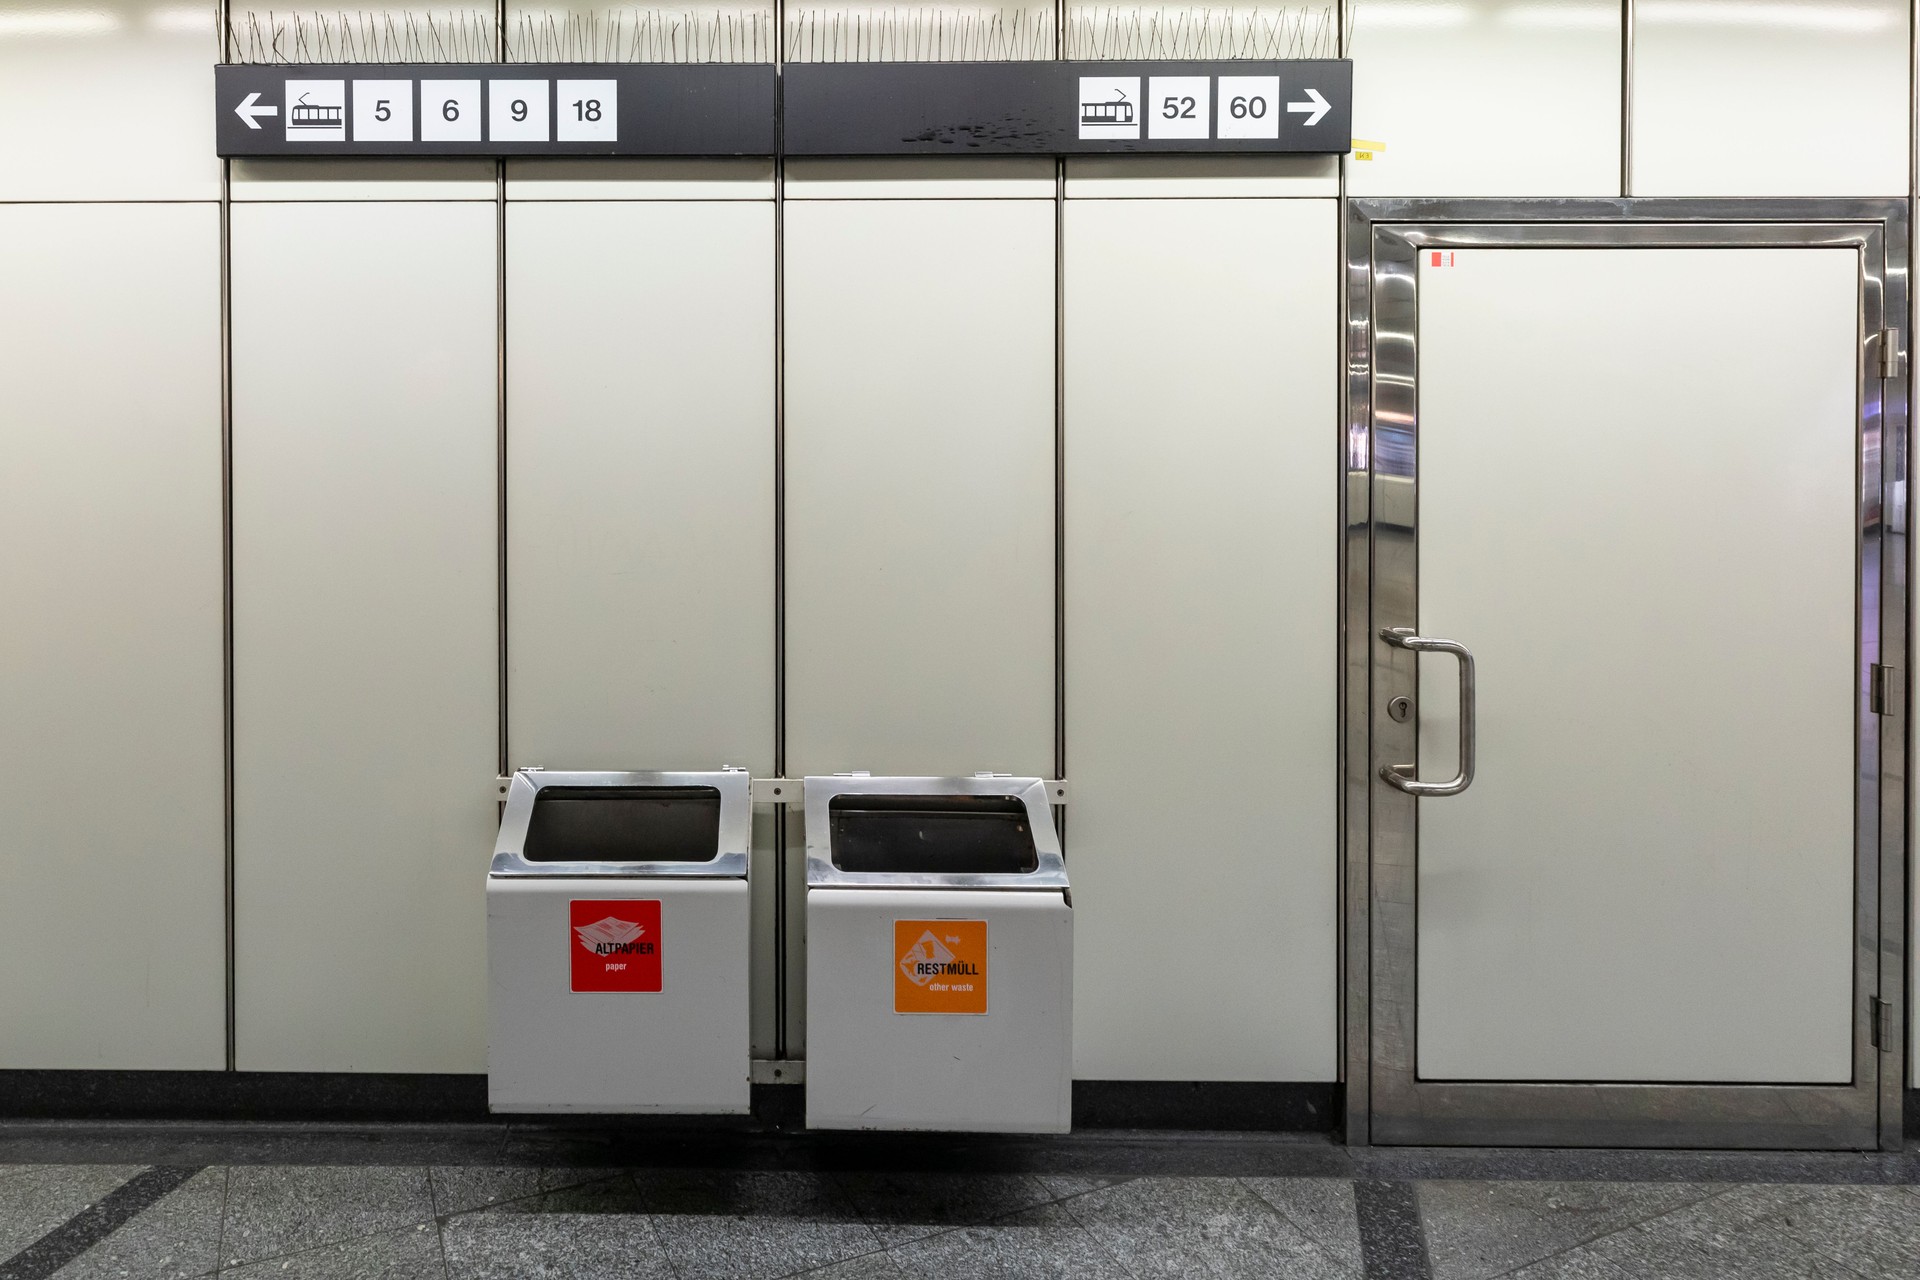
804 775 1072 1133
487 768 750 1114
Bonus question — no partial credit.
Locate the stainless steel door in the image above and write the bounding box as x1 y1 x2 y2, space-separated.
1345 201 1908 1150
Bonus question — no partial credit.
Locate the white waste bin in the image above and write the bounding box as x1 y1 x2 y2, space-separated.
487 768 751 1114
804 775 1072 1133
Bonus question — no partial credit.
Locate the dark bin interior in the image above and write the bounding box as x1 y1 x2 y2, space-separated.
522 786 723 863
828 794 1039 875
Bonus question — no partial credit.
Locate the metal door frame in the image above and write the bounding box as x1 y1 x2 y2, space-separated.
1341 199 1909 1150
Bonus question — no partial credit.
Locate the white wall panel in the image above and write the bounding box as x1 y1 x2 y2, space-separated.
1065 155 1337 199
1346 0 1621 198
1064 197 1338 1080
785 158 1056 199
232 202 497 1072
1633 0 1908 197
504 159 774 200
785 199 1054 777
0 203 224 1068
0 0 219 200
231 160 498 201
506 199 774 774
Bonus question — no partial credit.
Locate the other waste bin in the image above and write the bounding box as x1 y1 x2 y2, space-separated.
804 774 1072 1133
487 768 751 1114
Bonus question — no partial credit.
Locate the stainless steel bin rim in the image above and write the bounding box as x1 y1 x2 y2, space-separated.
490 768 751 879
804 775 1068 892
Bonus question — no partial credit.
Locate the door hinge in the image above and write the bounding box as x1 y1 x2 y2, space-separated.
1870 664 1899 715
1866 667 1896 717
1877 328 1904 380
1870 997 1893 1051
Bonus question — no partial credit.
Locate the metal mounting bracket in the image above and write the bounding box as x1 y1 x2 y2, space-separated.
751 778 803 805
498 775 1070 806
751 1058 806 1084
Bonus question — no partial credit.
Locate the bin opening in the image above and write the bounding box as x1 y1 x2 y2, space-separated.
522 786 723 863
828 794 1039 875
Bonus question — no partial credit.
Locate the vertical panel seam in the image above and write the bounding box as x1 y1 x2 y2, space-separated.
773 3 789 1061
1054 158 1066 794
219 0 237 1073
1053 0 1066 832
1335 0 1349 1122
1620 0 1634 199
496 4 508 782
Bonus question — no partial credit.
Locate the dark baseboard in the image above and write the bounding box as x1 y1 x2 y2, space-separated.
0 1070 491 1123
1071 1081 1339 1132
0 1071 1340 1132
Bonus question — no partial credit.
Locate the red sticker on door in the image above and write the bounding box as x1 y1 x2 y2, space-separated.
570 899 661 993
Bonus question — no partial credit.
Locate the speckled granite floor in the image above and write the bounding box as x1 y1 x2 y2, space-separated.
1 1126 1918 1279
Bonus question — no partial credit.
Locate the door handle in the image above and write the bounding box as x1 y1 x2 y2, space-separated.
1379 627 1476 798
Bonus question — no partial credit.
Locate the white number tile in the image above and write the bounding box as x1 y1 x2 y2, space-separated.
1148 76 1210 140
420 80 481 142
351 80 412 143
489 80 550 143
556 80 618 142
1217 76 1280 141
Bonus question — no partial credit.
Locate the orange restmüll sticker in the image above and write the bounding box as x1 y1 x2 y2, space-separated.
894 919 988 1015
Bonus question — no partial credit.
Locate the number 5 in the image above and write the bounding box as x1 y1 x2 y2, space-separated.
373 99 391 122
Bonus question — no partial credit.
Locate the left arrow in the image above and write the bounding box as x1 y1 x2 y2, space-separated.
234 91 278 129
1286 87 1331 128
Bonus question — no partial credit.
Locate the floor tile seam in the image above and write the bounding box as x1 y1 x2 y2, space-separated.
1480 1179 1741 1271
1036 1176 1140 1209
637 1187 690 1280
1231 1174 1366 1276
871 1193 1140 1274
1058 1209 1147 1280
217 1215 441 1271
768 1238 896 1279
1027 1184 1148 1280
1744 1212 1879 1279
432 1167 628 1221
211 1224 441 1279
0 1164 205 1280
1477 1215 1662 1280
819 1170 1034 1253
1552 1184 1848 1276
212 1168 229 1280
849 1214 986 1255
431 1200 453 1280
1482 1236 1636 1280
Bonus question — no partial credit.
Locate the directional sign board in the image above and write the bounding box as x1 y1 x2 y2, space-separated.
782 60 1351 155
215 63 777 156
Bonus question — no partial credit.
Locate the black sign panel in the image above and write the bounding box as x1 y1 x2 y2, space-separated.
783 60 1351 156
215 63 777 157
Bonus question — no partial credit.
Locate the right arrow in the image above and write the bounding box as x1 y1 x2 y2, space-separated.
234 91 278 130
1287 87 1330 128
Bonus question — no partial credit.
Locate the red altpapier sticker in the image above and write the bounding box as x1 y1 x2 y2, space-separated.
569 899 661 993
